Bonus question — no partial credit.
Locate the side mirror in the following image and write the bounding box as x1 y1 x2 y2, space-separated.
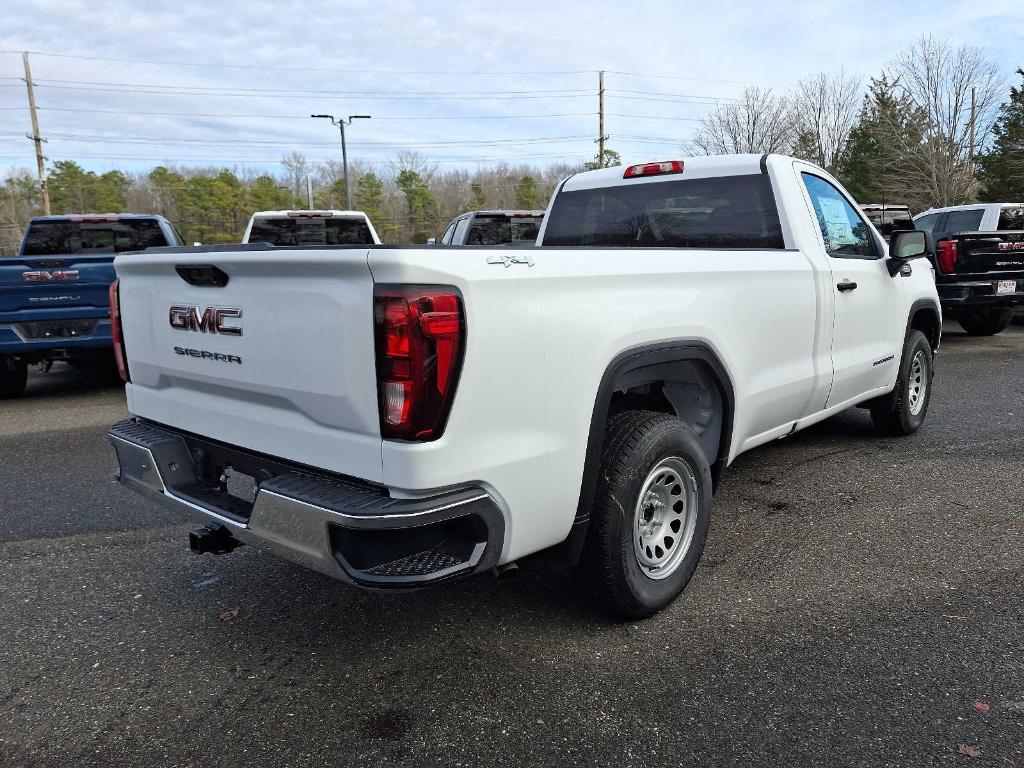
886 229 933 276
426 237 436 246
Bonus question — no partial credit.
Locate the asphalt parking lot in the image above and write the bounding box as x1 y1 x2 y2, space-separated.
1 321 1022 768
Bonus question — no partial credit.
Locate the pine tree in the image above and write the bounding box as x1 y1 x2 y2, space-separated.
514 176 540 209
978 69 1024 202
835 76 928 208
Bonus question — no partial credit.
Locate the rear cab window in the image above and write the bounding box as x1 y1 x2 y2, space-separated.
249 215 373 246
20 217 172 256
466 214 543 245
942 209 984 234
541 174 784 248
862 206 913 235
997 207 1024 230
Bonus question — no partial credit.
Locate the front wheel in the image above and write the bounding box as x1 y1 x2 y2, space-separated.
583 410 712 619
870 330 933 436
958 307 1013 336
0 355 28 399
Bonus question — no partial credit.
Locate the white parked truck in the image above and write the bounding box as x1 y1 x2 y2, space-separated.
107 155 941 618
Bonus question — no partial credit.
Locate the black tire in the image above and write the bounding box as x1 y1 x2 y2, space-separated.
583 410 712 620
870 330 933 436
0 355 28 399
958 307 1013 336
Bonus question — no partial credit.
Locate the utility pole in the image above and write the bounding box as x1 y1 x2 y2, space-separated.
311 114 371 210
22 52 50 215
306 175 314 209
598 70 606 169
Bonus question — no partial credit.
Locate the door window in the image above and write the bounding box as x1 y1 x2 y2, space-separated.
801 173 877 259
913 213 943 232
452 217 471 245
440 222 457 245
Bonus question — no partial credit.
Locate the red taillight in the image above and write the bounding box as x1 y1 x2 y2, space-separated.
937 240 958 274
623 160 685 179
373 286 465 441
108 279 130 382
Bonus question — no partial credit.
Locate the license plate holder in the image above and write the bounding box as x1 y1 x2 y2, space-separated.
996 280 1017 295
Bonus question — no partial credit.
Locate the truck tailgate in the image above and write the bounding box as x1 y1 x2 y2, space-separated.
115 247 383 482
0 255 114 316
950 231 1024 278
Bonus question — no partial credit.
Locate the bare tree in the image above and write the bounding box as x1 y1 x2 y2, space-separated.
280 151 308 204
885 36 1003 205
792 71 862 170
684 87 795 155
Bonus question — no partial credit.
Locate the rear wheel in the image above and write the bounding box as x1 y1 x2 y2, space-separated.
0 355 28 399
583 410 712 619
870 330 933 436
958 307 1013 336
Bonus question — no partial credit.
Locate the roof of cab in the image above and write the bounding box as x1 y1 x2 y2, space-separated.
27 213 169 222
913 202 1024 218
561 154 774 192
249 210 369 218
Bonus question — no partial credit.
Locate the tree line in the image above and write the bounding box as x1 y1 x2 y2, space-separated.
0 152 578 255
1 35 1021 256
686 37 1023 213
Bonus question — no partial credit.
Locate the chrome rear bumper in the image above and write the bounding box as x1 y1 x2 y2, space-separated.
107 419 504 587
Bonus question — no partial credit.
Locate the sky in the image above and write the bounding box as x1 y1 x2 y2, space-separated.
1 0 1022 177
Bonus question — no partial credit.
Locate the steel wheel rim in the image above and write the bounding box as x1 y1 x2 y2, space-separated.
908 350 927 416
633 456 698 580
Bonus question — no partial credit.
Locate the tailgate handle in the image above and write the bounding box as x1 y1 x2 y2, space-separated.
175 264 229 287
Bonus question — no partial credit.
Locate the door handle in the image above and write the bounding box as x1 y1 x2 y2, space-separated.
837 280 858 293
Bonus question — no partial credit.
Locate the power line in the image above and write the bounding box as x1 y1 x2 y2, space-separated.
0 50 795 88
606 70 795 87
31 106 599 121
0 150 588 164
32 78 595 97
608 113 701 122
0 49 595 76
28 82 596 101
35 131 596 148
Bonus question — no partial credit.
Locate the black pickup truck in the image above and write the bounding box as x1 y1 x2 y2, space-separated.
914 204 1024 335
927 230 1024 335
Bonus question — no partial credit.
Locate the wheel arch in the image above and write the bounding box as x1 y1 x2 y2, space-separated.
564 340 735 564
907 298 942 353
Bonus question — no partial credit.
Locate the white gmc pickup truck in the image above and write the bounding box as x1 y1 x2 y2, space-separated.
107 154 941 618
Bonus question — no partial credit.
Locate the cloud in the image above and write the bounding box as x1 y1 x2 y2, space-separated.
1 0 1020 174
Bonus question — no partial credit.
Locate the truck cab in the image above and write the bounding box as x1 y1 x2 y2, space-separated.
0 213 180 397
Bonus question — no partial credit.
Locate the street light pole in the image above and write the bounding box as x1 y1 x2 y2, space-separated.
311 114 371 211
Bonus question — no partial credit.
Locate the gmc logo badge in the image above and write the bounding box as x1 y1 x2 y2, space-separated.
997 242 1024 252
169 305 243 336
22 270 80 283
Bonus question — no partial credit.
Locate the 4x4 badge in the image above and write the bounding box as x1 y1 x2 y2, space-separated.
486 253 535 268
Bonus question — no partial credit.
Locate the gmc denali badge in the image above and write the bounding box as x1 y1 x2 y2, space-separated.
169 305 243 336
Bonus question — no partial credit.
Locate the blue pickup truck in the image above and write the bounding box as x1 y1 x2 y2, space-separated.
0 213 182 397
